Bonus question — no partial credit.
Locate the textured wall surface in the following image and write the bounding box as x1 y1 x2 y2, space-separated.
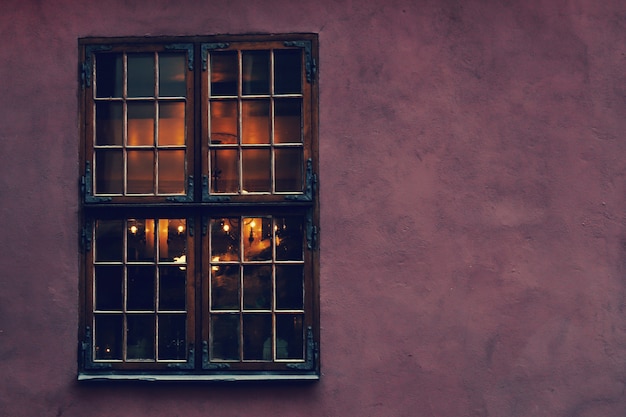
2 0 626 416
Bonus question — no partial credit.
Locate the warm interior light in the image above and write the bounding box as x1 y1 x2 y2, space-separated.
130 225 138 234
177 225 184 234
223 224 230 232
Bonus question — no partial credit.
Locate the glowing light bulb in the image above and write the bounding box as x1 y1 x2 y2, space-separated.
130 225 138 234
223 224 230 232
177 225 184 234
250 220 256 228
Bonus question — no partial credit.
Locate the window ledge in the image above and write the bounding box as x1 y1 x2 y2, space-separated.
78 372 320 382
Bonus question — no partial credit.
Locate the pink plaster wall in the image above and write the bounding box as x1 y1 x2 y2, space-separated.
2 0 626 416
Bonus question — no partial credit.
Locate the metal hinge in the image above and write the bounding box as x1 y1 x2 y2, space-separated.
166 176 194 202
287 326 317 370
81 219 93 252
80 326 112 370
284 41 316 83
286 158 317 202
202 175 232 202
164 43 194 71
81 45 113 89
81 161 112 203
202 341 231 369
201 43 230 71
306 209 318 250
167 344 195 369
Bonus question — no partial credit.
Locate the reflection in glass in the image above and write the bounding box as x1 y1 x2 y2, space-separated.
242 50 270 95
243 217 272 261
159 219 186 262
127 266 155 311
276 314 304 359
211 265 240 310
210 51 238 96
127 219 155 261
274 49 302 94
275 148 303 192
159 266 186 311
276 216 304 261
95 314 123 360
243 266 271 310
210 100 237 144
127 102 154 146
276 265 304 310
242 100 270 144
159 53 186 97
274 98 302 143
211 314 240 360
211 218 240 261
242 149 270 192
127 53 155 97
158 150 185 194
95 265 123 311
95 219 123 261
95 150 123 194
158 102 185 146
211 149 238 193
158 314 187 360
127 314 155 360
95 102 123 145
95 53 123 98
243 314 271 360
127 150 154 194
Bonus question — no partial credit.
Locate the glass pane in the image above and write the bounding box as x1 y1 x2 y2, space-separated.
95 219 123 262
127 102 154 146
127 150 154 194
159 219 186 262
210 51 237 96
276 216 304 261
274 49 302 94
127 219 155 262
243 314 271 360
159 53 186 97
94 314 123 360
242 50 270 95
274 99 302 143
211 314 240 360
158 314 187 360
242 100 270 144
158 102 185 146
242 149 270 192
243 217 272 261
211 149 238 193
210 100 237 144
159 266 186 311
127 314 155 360
95 53 123 98
128 53 155 97
243 266 271 310
95 150 123 194
95 102 123 146
276 314 304 359
211 265 240 310
211 218 240 261
276 265 304 310
95 265 123 311
127 266 155 311
158 150 185 194
275 148 303 192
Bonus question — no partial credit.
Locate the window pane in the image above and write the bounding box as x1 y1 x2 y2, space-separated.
127 219 155 262
274 49 301 94
127 314 155 360
211 265 240 310
210 51 238 96
127 266 155 311
274 98 302 144
243 266 271 310
157 219 186 262
95 265 123 311
275 216 304 261
211 218 240 261
158 314 187 360
211 149 239 193
95 150 123 194
95 102 123 146
127 53 155 97
243 314 271 360
158 102 185 146
158 150 185 194
95 53 123 98
211 314 240 360
127 102 155 146
159 266 186 311
276 265 304 310
242 100 270 144
275 148 303 192
242 149 270 192
94 314 123 360
159 53 186 97
243 217 272 261
276 314 304 359
127 150 154 194
242 50 270 95
95 219 124 262
210 100 237 144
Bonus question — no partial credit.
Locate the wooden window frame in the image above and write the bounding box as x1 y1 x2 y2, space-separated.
78 35 319 381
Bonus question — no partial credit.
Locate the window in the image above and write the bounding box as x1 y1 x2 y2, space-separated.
78 35 319 381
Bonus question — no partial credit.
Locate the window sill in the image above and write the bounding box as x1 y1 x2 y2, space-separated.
77 372 320 382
